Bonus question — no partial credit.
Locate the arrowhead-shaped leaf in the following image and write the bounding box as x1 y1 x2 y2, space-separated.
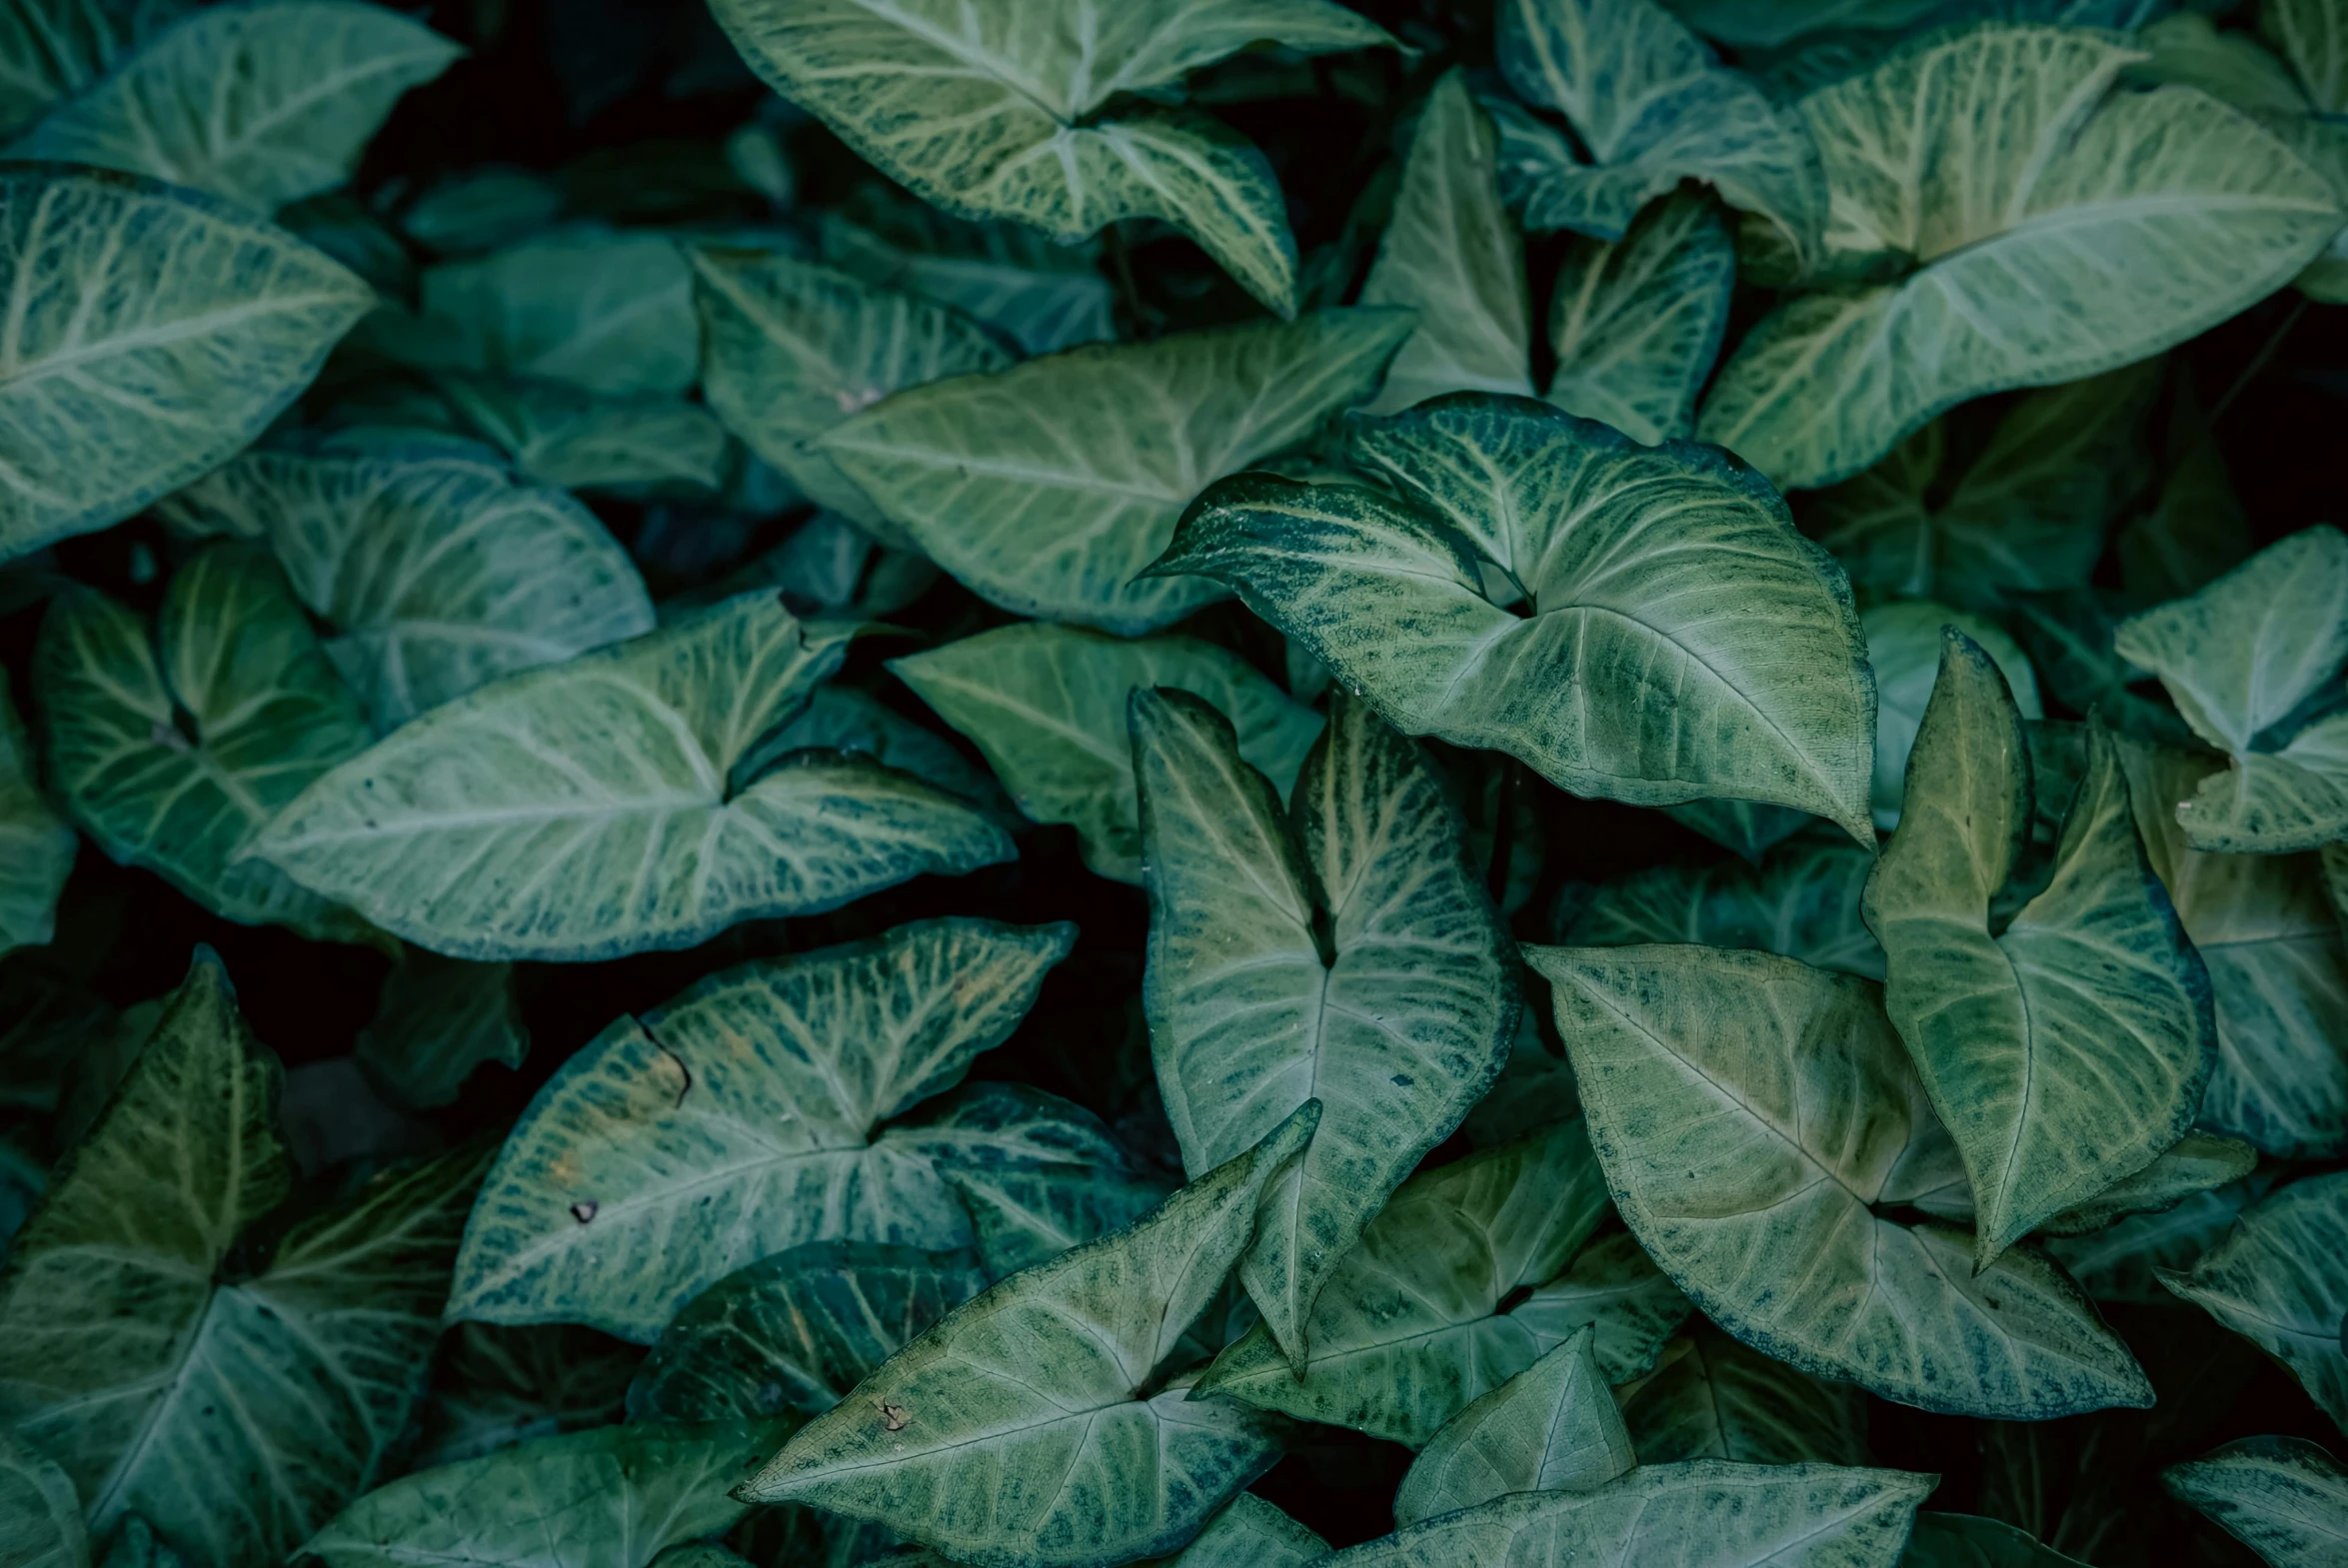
426 374 731 495
36 546 378 943
1527 941 2155 1417
1545 190 1735 446
0 166 372 563
1391 1326 1633 1526
2164 1435 2348 1568
352 949 529 1111
449 917 1091 1340
1618 1322 1870 1467
1160 393 1877 838
2159 1170 2348 1428
817 199 1114 356
1561 833 1882 978
892 624 1322 882
1162 1495 1328 1568
1865 632 2216 1262
0 1426 84 1568
822 310 1414 633
738 1103 1321 1568
253 594 1014 960
0 0 192 140
1863 601 2041 830
1135 689 1516 1363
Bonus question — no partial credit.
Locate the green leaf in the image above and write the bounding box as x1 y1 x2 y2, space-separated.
1561 834 1883 979
628 1240 988 1424
158 442 656 730
399 165 564 256
0 1424 86 1568
738 1104 1321 1568
1194 1120 1621 1446
1391 1326 1633 1527
1324 1461 1932 1568
1491 0 1824 259
692 246 1016 546
817 202 1114 356
1161 394 1878 839
299 1420 784 1568
1698 26 2342 491
1161 1495 1328 1568
0 952 488 1568
1136 690 1517 1361
1863 601 2041 830
1545 191 1735 446
1900 1512 2090 1566
0 0 191 140
2164 1435 2348 1568
1526 941 2155 1418
448 917 1085 1340
1865 634 2215 1263
252 595 1014 960
36 546 377 943
1359 70 1533 416
2159 1170 2348 1429
0 673 73 956
677 511 939 626
2042 1176 2273 1304
745 683 1011 825
0 166 372 563
946 1161 1175 1279
353 948 529 1111
5 1 460 213
2267 0 2348 114
429 374 731 494
1504 1229 1692 1385
891 624 1322 882
825 310 1414 634
2115 736 2348 1158
2114 526 2348 852
705 0 1397 315
390 230 699 398
410 1323 638 1470
1619 1322 1870 1467
1804 366 2161 612
1660 795 1814 861
2024 1130 2258 1237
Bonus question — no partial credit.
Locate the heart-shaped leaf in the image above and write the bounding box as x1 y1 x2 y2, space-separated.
253 595 1014 960
1136 689 1516 1362
1862 600 2041 829
1561 833 1882 978
426 374 731 495
817 200 1114 356
2163 1435 2348 1568
1161 393 1877 839
2159 1170 2348 1428
1391 1326 1633 1526
1619 1322 1870 1467
0 0 193 139
1545 190 1735 446
738 1104 1321 1568
1164 1495 1328 1568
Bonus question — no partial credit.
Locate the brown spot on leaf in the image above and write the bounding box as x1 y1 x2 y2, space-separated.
879 1401 910 1432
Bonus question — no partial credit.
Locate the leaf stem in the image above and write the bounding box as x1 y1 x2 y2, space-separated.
2208 296 2309 426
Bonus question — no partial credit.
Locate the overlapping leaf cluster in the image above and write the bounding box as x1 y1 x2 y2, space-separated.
1 1 2346 1567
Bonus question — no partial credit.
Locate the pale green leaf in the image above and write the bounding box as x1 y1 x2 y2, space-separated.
0 673 73 956
2160 1170 2348 1428
1527 941 2155 1417
253 595 1014 960
743 683 1010 825
299 1421 784 1568
817 203 1114 356
1545 190 1734 446
2114 526 2348 852
1161 1495 1328 1568
1492 0 1824 258
1137 690 1517 1361
692 245 1015 546
1360 70 1533 416
706 0 1398 314
0 166 372 563
0 0 190 140
1561 834 1883 978
627 1240 988 1423
1805 365 2161 612
429 374 731 494
0 952 487 1568
891 624 1322 882
1195 1120 1619 1446
947 1162 1174 1279
1392 1326 1633 1527
36 546 377 943
1901 1513 2090 1566
1865 635 2215 1262
5 1 460 213
2267 0 2348 114
1863 601 2041 830
1161 394 1878 839
1698 26 2342 490
409 1324 640 1470
738 1104 1321 1568
2115 736 2348 1158
159 442 656 730
2031 1130 2257 1237
353 949 529 1111
1325 1461 1932 1568
0 1424 86 1568
448 918 1086 1340
1504 1229 1693 1384
1619 1322 1870 1467
2164 1435 2348 1568
826 309 1414 634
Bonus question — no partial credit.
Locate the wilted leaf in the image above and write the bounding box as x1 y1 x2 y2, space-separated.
1391 1326 1632 1526
2163 1435 2348 1568
254 596 1014 960
738 1105 1320 1568
2160 1170 2348 1428
1137 691 1516 1361
893 624 1321 882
